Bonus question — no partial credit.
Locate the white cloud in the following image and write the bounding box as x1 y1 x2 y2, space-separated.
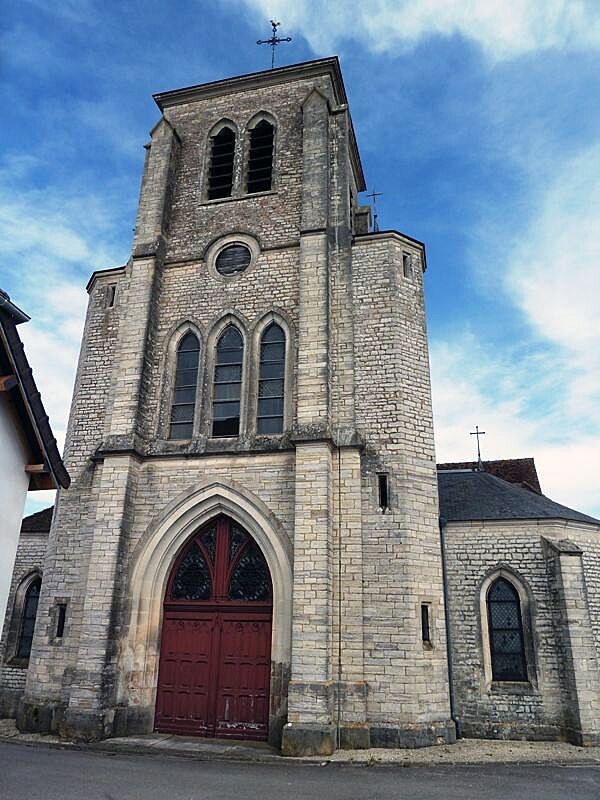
0 155 127 453
236 0 600 61
432 144 600 517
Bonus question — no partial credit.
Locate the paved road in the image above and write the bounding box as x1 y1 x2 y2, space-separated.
1 742 600 799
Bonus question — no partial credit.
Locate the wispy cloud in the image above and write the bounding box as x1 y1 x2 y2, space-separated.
235 0 600 61
431 142 600 517
0 151 129 518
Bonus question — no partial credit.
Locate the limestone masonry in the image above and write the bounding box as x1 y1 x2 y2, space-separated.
2 58 599 755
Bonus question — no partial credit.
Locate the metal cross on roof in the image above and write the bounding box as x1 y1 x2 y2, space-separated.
366 189 383 232
470 425 486 469
257 20 292 69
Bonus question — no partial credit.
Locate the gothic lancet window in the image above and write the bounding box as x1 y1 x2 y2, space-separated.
247 120 274 194
212 326 244 437
487 577 528 682
208 127 236 200
169 332 200 440
257 323 285 434
16 577 41 660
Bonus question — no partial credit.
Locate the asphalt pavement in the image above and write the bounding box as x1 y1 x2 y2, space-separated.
1 741 600 800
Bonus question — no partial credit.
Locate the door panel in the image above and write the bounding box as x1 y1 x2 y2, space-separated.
155 614 215 735
215 616 272 739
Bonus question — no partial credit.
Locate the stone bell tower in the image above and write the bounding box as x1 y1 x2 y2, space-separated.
16 57 454 754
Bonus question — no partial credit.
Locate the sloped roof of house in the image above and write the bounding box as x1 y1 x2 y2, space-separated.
0 289 70 490
437 470 599 525
20 506 54 533
437 458 541 494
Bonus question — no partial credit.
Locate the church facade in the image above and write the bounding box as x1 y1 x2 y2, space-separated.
2 58 600 755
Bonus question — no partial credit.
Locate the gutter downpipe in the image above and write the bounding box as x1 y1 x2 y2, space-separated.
439 515 461 738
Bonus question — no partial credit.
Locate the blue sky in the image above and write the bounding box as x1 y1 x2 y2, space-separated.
1 0 599 521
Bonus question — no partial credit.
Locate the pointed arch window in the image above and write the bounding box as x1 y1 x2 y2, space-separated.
169 332 200 440
208 126 236 200
257 323 285 434
247 120 274 194
213 326 243 437
487 577 527 682
16 577 41 660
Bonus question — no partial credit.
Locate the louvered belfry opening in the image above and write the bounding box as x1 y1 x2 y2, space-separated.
247 120 274 194
257 323 285 434
208 127 236 199
212 326 244 437
169 332 200 440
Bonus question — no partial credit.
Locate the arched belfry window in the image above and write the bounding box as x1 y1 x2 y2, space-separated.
169 332 200 440
212 326 243 437
208 126 236 200
17 577 41 660
257 323 285 434
487 577 527 681
247 120 274 194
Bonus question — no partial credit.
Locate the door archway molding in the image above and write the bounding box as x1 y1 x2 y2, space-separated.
118 480 293 718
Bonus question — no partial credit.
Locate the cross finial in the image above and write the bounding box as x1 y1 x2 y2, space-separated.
470 425 486 469
257 20 292 69
366 188 383 232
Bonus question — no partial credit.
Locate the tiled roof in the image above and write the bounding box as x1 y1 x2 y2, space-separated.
20 506 54 533
438 470 599 525
0 290 70 490
437 458 541 493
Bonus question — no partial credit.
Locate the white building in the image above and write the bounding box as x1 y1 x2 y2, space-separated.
0 290 69 620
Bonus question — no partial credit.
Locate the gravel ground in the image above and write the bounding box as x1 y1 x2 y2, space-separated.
3 718 600 766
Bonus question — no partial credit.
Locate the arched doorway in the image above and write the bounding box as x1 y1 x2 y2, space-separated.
155 515 273 740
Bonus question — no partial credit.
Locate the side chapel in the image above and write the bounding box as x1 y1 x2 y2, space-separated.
2 58 600 755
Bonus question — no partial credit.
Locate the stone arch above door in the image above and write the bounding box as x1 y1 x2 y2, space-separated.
117 480 293 724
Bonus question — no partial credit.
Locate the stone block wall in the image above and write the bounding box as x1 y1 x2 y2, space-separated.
444 519 600 742
0 529 47 717
351 233 453 743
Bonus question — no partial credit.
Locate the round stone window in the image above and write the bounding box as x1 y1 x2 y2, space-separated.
215 243 252 277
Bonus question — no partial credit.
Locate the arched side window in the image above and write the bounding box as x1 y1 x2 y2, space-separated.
257 323 285 434
169 332 200 440
16 577 41 660
247 120 274 194
208 126 236 200
212 326 244 437
487 577 528 681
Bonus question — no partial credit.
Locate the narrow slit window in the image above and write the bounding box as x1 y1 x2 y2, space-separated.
213 326 243 437
16 577 41 660
257 323 285 434
378 473 389 511
56 604 67 639
487 577 528 682
403 252 412 278
421 604 431 644
247 120 274 194
169 332 200 440
106 284 116 308
208 127 236 200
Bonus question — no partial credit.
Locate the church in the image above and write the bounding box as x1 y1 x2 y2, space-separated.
1 57 600 756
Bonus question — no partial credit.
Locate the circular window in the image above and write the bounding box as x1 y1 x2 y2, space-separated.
215 244 252 277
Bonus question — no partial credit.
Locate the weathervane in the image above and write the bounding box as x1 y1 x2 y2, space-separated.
257 20 292 69
366 189 383 232
470 425 486 469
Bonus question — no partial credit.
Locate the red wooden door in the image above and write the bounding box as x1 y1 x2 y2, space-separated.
155 516 272 740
